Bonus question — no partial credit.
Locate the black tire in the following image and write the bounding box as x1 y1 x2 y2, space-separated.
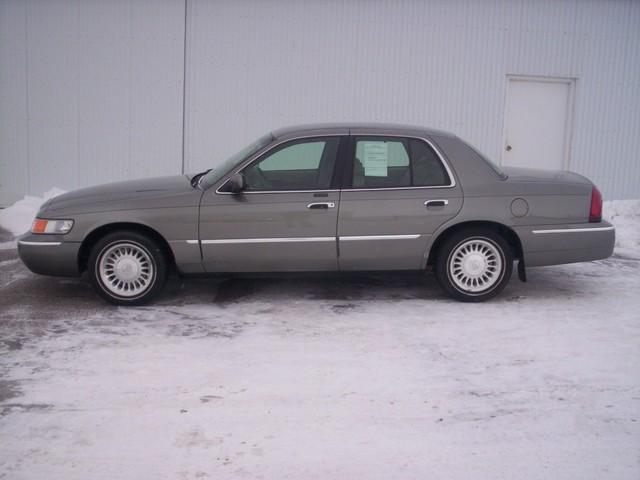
88 230 168 306
434 228 513 302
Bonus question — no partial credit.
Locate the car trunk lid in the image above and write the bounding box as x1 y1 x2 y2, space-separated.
501 166 591 185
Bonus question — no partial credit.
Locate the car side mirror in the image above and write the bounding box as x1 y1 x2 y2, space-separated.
227 172 245 193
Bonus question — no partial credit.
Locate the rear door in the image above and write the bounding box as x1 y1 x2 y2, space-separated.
199 135 346 272
337 133 463 270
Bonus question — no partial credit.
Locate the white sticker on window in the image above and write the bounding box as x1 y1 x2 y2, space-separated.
363 142 388 177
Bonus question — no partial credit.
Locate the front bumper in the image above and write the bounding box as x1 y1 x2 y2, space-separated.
17 233 81 277
514 221 615 267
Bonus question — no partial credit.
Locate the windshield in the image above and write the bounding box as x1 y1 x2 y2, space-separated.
199 133 273 188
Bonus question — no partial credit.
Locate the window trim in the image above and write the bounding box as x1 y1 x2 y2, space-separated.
345 135 456 191
215 132 456 195
215 134 347 195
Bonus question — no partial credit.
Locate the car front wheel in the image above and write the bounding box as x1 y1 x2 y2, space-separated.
435 228 513 302
88 231 168 306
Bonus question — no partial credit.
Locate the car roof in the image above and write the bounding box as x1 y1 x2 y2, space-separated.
271 122 455 140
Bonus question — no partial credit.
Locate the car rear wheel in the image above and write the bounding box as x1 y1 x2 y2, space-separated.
435 228 513 302
88 231 168 306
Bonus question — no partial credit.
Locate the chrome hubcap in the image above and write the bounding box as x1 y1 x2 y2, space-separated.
98 242 154 298
448 238 503 293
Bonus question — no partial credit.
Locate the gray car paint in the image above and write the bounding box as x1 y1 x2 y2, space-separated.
18 123 615 278
336 126 463 271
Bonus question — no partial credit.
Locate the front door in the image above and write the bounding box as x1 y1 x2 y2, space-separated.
337 134 463 270
199 136 344 272
502 77 574 170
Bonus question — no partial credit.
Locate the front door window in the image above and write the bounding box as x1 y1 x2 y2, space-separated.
243 137 340 191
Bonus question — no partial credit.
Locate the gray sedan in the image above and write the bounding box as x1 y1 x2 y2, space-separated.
18 123 615 305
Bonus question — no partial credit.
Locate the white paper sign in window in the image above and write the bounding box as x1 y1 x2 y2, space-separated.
363 141 388 177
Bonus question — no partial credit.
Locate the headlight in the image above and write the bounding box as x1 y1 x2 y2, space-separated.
31 218 74 234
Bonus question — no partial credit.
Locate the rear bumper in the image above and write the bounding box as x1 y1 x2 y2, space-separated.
17 233 81 277
515 221 615 267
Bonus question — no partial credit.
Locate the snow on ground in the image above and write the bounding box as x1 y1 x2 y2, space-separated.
604 199 640 258
0 198 638 479
0 241 17 251
0 188 66 236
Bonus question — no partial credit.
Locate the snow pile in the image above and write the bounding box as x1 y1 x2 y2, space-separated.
603 199 640 256
0 240 18 250
0 188 66 236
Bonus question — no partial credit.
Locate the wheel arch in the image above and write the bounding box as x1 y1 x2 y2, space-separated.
426 220 523 267
78 222 176 273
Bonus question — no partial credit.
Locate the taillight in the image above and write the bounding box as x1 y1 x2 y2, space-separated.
589 186 602 223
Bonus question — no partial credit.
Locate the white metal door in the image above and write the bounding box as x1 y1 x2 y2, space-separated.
502 77 574 170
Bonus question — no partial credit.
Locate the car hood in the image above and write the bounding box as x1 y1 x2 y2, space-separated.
501 166 592 185
40 175 197 215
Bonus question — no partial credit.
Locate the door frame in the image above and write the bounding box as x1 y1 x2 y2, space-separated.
199 134 350 272
335 131 463 271
500 75 577 170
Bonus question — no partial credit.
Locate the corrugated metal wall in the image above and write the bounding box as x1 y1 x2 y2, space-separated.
185 0 640 200
1 0 639 205
0 0 185 205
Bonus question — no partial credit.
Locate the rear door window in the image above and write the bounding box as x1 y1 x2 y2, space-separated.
351 136 450 188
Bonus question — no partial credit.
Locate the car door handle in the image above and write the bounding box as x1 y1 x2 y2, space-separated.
424 199 449 208
307 202 335 209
